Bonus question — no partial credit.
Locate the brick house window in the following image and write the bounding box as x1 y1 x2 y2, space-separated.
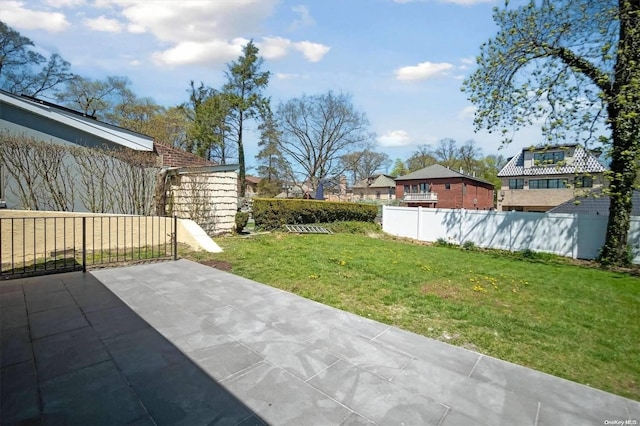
444 183 451 190
529 179 568 189
509 179 524 189
404 185 410 193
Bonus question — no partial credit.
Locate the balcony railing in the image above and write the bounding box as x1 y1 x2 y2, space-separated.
403 192 438 202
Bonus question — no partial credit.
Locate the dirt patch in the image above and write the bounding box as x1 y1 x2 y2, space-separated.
199 259 233 272
420 283 462 300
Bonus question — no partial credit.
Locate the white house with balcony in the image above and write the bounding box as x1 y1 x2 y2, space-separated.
496 143 607 212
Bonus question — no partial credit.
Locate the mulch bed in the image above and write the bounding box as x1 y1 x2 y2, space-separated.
199 259 233 272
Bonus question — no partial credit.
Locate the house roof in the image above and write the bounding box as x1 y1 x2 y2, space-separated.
154 142 216 168
245 176 262 184
395 164 493 185
549 190 640 216
497 145 606 177
352 174 396 189
0 89 154 151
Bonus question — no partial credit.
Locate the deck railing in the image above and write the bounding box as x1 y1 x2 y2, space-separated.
0 215 177 279
403 192 438 202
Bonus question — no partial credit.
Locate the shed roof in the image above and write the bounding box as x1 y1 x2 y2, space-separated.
549 190 640 216
395 164 492 185
0 89 154 151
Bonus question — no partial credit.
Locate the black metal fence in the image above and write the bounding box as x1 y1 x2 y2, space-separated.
0 215 178 279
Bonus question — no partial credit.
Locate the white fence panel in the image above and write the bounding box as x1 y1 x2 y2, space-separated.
630 218 640 264
417 208 460 242
576 215 608 260
461 210 512 251
382 206 419 239
382 207 640 263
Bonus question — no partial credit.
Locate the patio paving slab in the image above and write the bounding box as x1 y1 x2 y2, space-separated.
2 259 639 426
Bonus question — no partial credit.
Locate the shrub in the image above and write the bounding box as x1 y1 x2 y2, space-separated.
235 212 250 233
462 240 477 251
253 198 377 231
325 221 381 234
519 248 537 259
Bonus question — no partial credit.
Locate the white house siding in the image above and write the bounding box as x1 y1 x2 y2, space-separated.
168 171 238 235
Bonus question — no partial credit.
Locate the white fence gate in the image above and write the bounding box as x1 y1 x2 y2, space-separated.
382 206 640 264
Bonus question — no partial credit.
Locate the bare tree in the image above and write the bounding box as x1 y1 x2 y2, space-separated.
107 149 159 215
433 138 459 168
276 91 371 187
72 146 114 212
174 173 218 235
0 22 73 97
31 142 75 211
0 133 43 209
1 133 159 214
341 150 390 184
406 145 437 172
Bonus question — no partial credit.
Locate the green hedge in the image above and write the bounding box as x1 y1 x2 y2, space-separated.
253 198 378 230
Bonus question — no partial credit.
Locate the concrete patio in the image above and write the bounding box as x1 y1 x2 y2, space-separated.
1 259 638 425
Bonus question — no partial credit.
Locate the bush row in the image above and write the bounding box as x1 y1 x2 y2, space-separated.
252 198 377 230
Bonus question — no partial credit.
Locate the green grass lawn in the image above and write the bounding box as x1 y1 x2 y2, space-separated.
185 231 640 400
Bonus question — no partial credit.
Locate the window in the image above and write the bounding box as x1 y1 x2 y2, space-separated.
534 151 565 165
508 179 524 189
376 191 381 199
404 185 410 194
444 183 451 190
529 179 568 189
574 176 593 188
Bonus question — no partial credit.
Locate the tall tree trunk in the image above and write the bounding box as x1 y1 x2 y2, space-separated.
600 0 640 266
238 111 246 197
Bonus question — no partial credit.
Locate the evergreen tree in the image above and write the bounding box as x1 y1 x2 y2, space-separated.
223 41 270 196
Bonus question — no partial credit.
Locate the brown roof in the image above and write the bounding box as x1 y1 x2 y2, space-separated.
245 176 262 184
153 142 216 168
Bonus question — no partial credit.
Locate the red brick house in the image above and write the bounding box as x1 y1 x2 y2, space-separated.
395 164 494 209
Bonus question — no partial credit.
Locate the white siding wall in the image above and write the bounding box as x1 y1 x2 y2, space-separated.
169 171 237 235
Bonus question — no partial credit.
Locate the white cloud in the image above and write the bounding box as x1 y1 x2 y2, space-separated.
293 41 330 62
84 16 124 32
260 37 292 60
289 5 315 31
43 0 85 7
127 23 146 34
458 105 477 120
88 1 327 66
276 73 303 80
152 38 247 66
378 130 412 147
459 56 475 70
0 1 70 32
395 61 454 81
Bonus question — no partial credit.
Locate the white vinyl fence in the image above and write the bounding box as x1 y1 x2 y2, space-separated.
382 206 640 264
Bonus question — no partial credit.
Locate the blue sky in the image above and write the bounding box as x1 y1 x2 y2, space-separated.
1 0 546 171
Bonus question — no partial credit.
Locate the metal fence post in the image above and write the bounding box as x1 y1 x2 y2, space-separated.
82 217 87 273
173 215 178 261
